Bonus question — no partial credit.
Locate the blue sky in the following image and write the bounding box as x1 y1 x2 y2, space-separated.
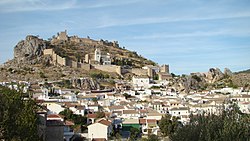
0 0 250 74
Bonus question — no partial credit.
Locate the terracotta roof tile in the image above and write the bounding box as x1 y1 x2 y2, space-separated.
98 119 111 126
87 113 97 118
123 110 138 114
47 114 63 119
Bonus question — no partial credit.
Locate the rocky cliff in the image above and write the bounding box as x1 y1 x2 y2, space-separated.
170 67 238 93
14 35 47 64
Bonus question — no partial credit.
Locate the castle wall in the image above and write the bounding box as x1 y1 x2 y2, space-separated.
85 54 90 63
121 68 131 74
71 60 78 68
93 65 121 75
80 64 91 71
43 48 120 74
56 55 66 66
132 68 148 76
52 53 57 65
81 38 99 45
66 59 72 67
43 49 54 55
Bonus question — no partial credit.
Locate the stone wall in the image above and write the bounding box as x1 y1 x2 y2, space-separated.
43 49 53 55
56 55 66 66
93 65 121 75
71 60 78 68
132 68 148 76
80 64 91 71
43 49 117 72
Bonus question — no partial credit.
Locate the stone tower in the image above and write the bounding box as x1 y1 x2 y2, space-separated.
57 30 68 41
160 64 169 74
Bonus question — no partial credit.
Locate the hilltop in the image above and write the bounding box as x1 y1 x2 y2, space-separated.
10 30 156 68
0 31 161 90
1 31 249 92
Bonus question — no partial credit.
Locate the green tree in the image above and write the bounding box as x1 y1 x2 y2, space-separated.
92 97 98 103
115 132 122 141
129 127 140 141
59 108 73 119
59 109 87 126
142 134 160 141
0 85 40 141
170 104 250 141
159 115 180 137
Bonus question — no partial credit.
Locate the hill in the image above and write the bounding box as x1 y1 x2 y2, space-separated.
0 31 157 89
1 31 249 92
11 30 156 68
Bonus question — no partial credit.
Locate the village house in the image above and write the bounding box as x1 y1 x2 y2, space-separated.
132 75 150 90
88 119 113 141
139 118 159 135
122 109 140 119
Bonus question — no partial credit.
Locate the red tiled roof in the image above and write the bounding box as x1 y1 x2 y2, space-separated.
139 109 147 113
108 105 124 110
98 119 111 126
147 119 156 124
87 113 97 118
106 93 114 96
139 118 156 124
139 118 146 124
47 114 63 119
123 110 138 114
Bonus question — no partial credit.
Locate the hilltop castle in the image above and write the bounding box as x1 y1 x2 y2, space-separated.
43 31 170 80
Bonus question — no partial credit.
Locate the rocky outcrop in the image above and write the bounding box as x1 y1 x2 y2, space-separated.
224 68 233 77
14 35 47 63
170 68 235 93
206 68 224 83
71 78 100 90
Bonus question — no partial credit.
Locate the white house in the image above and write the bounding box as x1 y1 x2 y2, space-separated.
86 104 100 112
122 110 140 119
169 107 189 117
94 48 111 65
88 119 113 140
139 118 159 135
238 102 250 114
46 102 65 114
132 76 150 90
69 105 85 116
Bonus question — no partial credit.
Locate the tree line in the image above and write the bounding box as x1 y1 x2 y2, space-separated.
159 103 250 141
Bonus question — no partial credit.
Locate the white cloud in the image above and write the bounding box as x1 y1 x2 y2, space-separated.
96 11 250 28
86 0 142 8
